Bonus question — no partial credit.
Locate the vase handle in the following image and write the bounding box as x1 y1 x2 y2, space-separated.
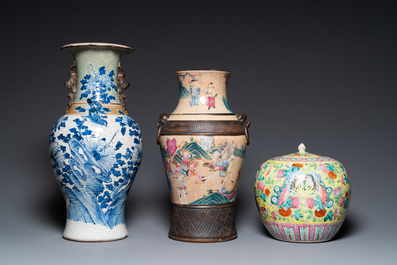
117 62 130 111
64 62 77 111
237 113 251 145
156 113 169 145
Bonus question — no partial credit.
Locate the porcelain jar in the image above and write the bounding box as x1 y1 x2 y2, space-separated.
156 70 250 242
49 43 142 242
254 144 351 242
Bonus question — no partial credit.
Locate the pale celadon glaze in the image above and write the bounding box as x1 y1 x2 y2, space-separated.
50 43 142 242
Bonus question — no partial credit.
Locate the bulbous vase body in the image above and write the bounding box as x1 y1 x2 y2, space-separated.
49 43 142 242
156 70 250 242
254 145 351 243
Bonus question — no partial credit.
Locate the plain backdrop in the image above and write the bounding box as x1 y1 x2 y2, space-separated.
1 1 396 264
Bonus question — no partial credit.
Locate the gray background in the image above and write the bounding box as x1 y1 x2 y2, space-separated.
1 1 396 264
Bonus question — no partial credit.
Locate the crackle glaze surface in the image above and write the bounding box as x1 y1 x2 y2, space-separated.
50 43 142 242
160 135 246 205
254 147 351 242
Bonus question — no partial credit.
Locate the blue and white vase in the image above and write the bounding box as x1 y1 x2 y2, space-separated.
49 43 142 242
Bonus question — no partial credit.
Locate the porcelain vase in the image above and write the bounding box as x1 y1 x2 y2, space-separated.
156 70 250 242
49 43 143 242
254 144 351 242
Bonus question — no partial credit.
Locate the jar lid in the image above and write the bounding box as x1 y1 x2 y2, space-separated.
269 143 337 163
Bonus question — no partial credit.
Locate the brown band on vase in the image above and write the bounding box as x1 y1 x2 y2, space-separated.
168 202 237 242
156 113 250 145
65 103 128 115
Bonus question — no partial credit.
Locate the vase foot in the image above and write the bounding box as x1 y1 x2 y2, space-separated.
63 220 128 242
169 202 237 242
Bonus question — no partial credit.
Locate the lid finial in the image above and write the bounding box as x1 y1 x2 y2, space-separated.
298 143 306 153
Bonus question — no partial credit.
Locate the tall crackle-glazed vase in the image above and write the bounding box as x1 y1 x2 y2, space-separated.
254 144 351 243
49 43 143 242
156 70 250 242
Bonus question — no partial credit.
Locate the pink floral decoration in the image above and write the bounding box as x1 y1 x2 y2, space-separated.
341 175 346 185
257 181 265 192
291 196 300 208
319 163 329 173
271 210 277 221
334 208 339 220
339 196 345 207
334 186 342 197
306 197 314 209
276 169 284 179
166 139 177 157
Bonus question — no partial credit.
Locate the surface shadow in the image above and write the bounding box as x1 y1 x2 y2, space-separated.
332 215 361 241
125 183 171 231
29 135 67 232
42 191 66 231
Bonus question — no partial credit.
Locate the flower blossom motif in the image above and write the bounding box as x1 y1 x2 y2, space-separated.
319 163 329 173
292 163 303 168
271 210 277 221
173 164 181 175
276 169 284 179
341 175 346 185
334 208 339 220
265 188 271 196
166 139 177 157
328 171 337 179
260 207 267 214
257 181 265 192
333 186 342 197
306 197 314 209
291 196 300 209
339 196 346 207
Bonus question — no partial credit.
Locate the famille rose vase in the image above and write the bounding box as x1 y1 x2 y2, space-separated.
255 144 351 243
156 70 250 242
49 43 143 242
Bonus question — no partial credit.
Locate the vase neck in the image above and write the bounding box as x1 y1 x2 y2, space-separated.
71 48 122 105
171 70 234 115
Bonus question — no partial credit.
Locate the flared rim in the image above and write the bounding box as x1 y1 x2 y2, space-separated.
175 69 231 75
61 42 134 53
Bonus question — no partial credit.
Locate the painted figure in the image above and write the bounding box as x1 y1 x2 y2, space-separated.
189 80 200 107
205 82 216 110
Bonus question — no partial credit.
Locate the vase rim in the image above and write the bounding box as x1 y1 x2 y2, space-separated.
61 42 134 53
175 69 231 75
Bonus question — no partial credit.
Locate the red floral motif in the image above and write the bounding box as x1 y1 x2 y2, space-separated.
166 139 177 157
257 181 265 192
276 169 284 179
341 175 346 185
333 186 342 197
271 210 277 221
314 209 327 217
306 197 314 209
265 188 270 196
279 208 292 217
339 196 346 207
292 163 303 168
328 171 337 179
334 208 339 220
260 207 267 214
291 196 300 208
319 163 329 173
